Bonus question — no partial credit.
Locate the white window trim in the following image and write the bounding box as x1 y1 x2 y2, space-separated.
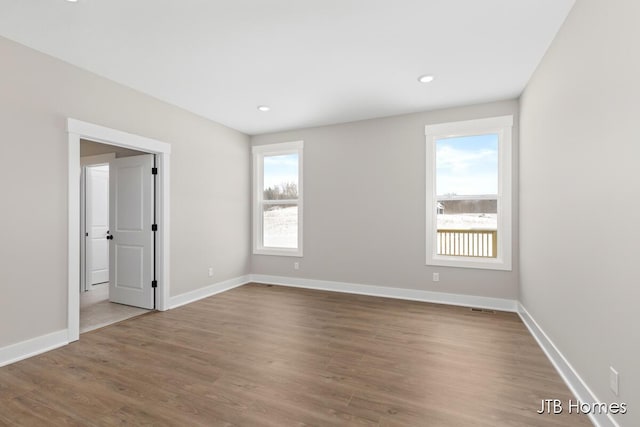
425 115 513 271
252 141 304 257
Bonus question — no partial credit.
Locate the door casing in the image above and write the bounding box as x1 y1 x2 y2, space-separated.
68 119 171 343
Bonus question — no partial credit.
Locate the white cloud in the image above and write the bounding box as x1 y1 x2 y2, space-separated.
436 145 496 173
436 145 497 195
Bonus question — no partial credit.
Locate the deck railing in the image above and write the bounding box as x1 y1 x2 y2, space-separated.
437 229 497 258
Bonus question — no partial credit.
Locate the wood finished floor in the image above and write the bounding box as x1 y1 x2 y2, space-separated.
0 284 592 426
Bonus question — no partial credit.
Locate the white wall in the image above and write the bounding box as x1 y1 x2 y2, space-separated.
0 36 250 348
520 0 639 425
251 100 519 300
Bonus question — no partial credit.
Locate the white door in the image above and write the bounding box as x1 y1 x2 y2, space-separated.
109 154 155 309
86 165 110 286
80 153 116 292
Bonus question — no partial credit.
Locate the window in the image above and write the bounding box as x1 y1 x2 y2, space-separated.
252 141 303 257
425 116 512 270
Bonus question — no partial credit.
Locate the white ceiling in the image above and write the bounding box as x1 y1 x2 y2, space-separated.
0 0 574 135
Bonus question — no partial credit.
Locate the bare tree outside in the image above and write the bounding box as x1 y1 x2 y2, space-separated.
264 182 298 201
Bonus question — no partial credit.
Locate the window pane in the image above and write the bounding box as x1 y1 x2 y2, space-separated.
263 204 298 248
435 134 498 258
435 134 498 197
436 199 497 258
264 154 298 200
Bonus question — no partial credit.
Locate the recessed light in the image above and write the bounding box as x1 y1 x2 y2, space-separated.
257 105 271 112
66 0 79 2
418 74 435 83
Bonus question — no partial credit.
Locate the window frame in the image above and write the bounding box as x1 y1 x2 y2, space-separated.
252 140 304 257
425 116 513 271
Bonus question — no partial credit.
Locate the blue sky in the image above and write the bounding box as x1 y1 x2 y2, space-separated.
264 154 298 189
436 134 498 196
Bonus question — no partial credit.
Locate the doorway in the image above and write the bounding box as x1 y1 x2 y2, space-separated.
68 119 172 343
79 141 152 333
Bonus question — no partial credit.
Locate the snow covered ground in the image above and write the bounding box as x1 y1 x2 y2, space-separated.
263 206 298 248
437 213 497 230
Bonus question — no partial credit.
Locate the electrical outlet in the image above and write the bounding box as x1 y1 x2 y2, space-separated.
294 262 300 270
610 367 619 396
432 272 440 282
208 267 214 277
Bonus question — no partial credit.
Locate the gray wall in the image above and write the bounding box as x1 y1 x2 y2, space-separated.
0 36 250 348
520 0 639 425
251 100 519 300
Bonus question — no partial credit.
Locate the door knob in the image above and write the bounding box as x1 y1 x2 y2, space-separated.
106 235 114 240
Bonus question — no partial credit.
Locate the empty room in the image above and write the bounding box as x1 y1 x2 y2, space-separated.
0 1 637 426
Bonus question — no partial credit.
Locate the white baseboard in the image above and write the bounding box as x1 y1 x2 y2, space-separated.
169 275 251 309
249 274 518 312
0 329 68 368
518 304 619 427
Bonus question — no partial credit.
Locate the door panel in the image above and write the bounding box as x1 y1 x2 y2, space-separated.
115 245 144 290
86 165 110 286
115 165 145 231
109 154 154 309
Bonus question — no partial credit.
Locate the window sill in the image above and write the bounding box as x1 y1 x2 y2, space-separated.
253 248 303 257
427 255 511 271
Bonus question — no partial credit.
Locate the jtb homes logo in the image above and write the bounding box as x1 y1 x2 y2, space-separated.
537 399 627 415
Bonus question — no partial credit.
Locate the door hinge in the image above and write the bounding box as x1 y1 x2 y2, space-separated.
152 280 158 288
152 224 158 232
152 167 158 175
